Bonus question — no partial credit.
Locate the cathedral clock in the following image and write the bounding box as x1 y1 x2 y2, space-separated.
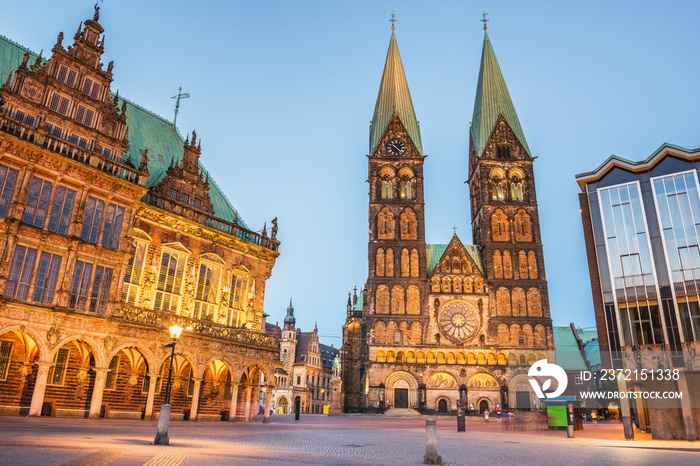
438 301 480 343
386 139 406 156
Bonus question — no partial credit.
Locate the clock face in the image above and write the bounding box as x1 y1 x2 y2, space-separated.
438 301 480 343
386 139 407 156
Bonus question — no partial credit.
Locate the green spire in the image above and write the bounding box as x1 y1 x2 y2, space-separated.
369 31 423 156
471 31 530 158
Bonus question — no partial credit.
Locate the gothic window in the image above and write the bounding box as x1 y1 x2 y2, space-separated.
491 209 509 241
528 251 538 279
493 250 503 279
407 285 420 315
518 250 528 279
391 285 405 314
451 257 461 273
431 276 440 292
512 288 526 316
464 277 473 293
230 270 249 311
474 278 484 294
80 196 105 244
394 330 402 344
32 252 62 305
401 249 409 277
100 203 126 249
376 248 385 276
47 185 76 235
489 169 507 200
400 207 417 240
22 176 52 228
453 277 462 293
47 348 70 386
527 288 542 317
4 245 37 300
400 177 413 199
69 261 113 314
381 178 394 199
496 287 511 316
0 164 19 218
385 249 394 276
509 169 525 201
518 334 524 346
497 144 510 159
123 241 148 305
105 355 120 390
377 207 394 240
194 261 222 320
376 285 390 313
154 250 186 313
503 250 513 279
410 249 419 277
514 210 533 242
0 340 13 380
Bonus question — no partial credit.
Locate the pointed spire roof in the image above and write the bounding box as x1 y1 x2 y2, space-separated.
369 31 422 156
471 31 530 158
283 298 296 328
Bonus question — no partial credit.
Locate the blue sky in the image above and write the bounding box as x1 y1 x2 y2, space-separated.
4 1 700 346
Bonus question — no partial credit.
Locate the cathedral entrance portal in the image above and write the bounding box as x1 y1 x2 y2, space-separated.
395 389 408 408
479 400 489 413
516 391 531 411
438 399 448 413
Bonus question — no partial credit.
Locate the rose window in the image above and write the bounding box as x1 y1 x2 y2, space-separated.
438 301 480 342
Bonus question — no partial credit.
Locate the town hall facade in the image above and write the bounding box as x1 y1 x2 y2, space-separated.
341 27 555 414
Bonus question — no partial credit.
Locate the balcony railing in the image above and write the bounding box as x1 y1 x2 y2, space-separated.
0 107 145 185
142 192 280 252
111 304 279 350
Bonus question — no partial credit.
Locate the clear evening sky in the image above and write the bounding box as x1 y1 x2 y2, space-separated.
4 1 699 345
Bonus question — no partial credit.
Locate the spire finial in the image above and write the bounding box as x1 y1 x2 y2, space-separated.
481 12 489 30
389 12 397 31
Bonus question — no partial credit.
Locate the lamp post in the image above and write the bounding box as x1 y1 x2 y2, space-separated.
154 325 183 446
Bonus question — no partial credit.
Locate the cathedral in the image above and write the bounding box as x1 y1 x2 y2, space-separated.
341 25 555 414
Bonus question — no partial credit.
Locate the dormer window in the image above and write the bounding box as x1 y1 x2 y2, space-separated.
82 77 101 100
497 145 510 159
56 65 77 87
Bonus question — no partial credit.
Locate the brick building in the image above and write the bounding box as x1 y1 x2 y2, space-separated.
341 28 555 414
0 6 281 422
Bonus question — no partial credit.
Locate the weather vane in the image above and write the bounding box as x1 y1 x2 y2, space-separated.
171 86 190 128
482 12 489 30
390 12 397 30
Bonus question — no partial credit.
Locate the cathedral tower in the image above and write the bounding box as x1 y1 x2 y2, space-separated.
468 30 553 354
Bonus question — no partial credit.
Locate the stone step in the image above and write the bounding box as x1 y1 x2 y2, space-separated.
382 408 422 418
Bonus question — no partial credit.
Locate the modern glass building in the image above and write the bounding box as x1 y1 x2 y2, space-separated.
577 143 700 440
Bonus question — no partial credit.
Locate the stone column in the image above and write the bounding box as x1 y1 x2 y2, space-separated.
617 378 634 440
28 362 52 416
229 384 239 421
88 368 109 418
189 378 202 421
243 386 252 420
144 373 159 419
676 371 697 441
329 377 342 415
250 385 259 421
263 386 273 423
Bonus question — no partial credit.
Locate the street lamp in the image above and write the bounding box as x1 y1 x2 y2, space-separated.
154 324 183 445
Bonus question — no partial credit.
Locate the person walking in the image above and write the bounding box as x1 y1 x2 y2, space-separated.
591 410 598 425
484 409 490 424
496 407 502 423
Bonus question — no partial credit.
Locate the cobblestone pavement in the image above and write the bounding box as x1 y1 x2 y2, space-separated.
0 415 697 466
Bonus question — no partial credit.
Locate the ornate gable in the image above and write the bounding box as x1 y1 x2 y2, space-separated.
481 114 530 161
371 113 422 159
428 234 484 295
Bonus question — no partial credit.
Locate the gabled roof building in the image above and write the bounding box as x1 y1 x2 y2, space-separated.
0 5 280 423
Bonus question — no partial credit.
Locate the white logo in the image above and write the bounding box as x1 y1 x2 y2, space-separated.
528 359 567 399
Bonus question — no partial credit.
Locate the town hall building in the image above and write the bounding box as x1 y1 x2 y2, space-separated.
341 25 555 414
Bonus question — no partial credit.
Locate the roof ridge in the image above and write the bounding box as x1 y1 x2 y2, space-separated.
199 163 248 229
0 34 39 57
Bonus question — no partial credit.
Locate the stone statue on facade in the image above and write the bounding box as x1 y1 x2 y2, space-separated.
270 217 278 240
93 3 100 21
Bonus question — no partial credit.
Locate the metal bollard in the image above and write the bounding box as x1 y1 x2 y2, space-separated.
424 419 442 464
566 425 574 438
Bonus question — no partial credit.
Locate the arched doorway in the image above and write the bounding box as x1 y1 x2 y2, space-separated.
278 397 288 414
479 399 489 413
385 371 418 409
438 399 448 413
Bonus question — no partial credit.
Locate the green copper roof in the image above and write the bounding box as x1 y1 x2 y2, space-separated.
0 35 247 229
369 31 422 156
353 289 363 312
471 32 530 158
552 326 589 371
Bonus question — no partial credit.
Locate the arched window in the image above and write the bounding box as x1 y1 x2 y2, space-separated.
514 210 532 242
503 250 513 279
491 209 509 241
381 178 394 199
407 285 420 315
376 248 385 277
410 249 419 277
528 251 538 279
401 248 410 277
376 285 390 313
400 208 417 240
512 287 526 316
391 285 405 314
377 207 394 240
493 250 503 279
518 250 528 279
518 334 525 346
490 168 507 200
509 169 525 201
385 248 394 277
394 330 402 344
400 178 413 199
